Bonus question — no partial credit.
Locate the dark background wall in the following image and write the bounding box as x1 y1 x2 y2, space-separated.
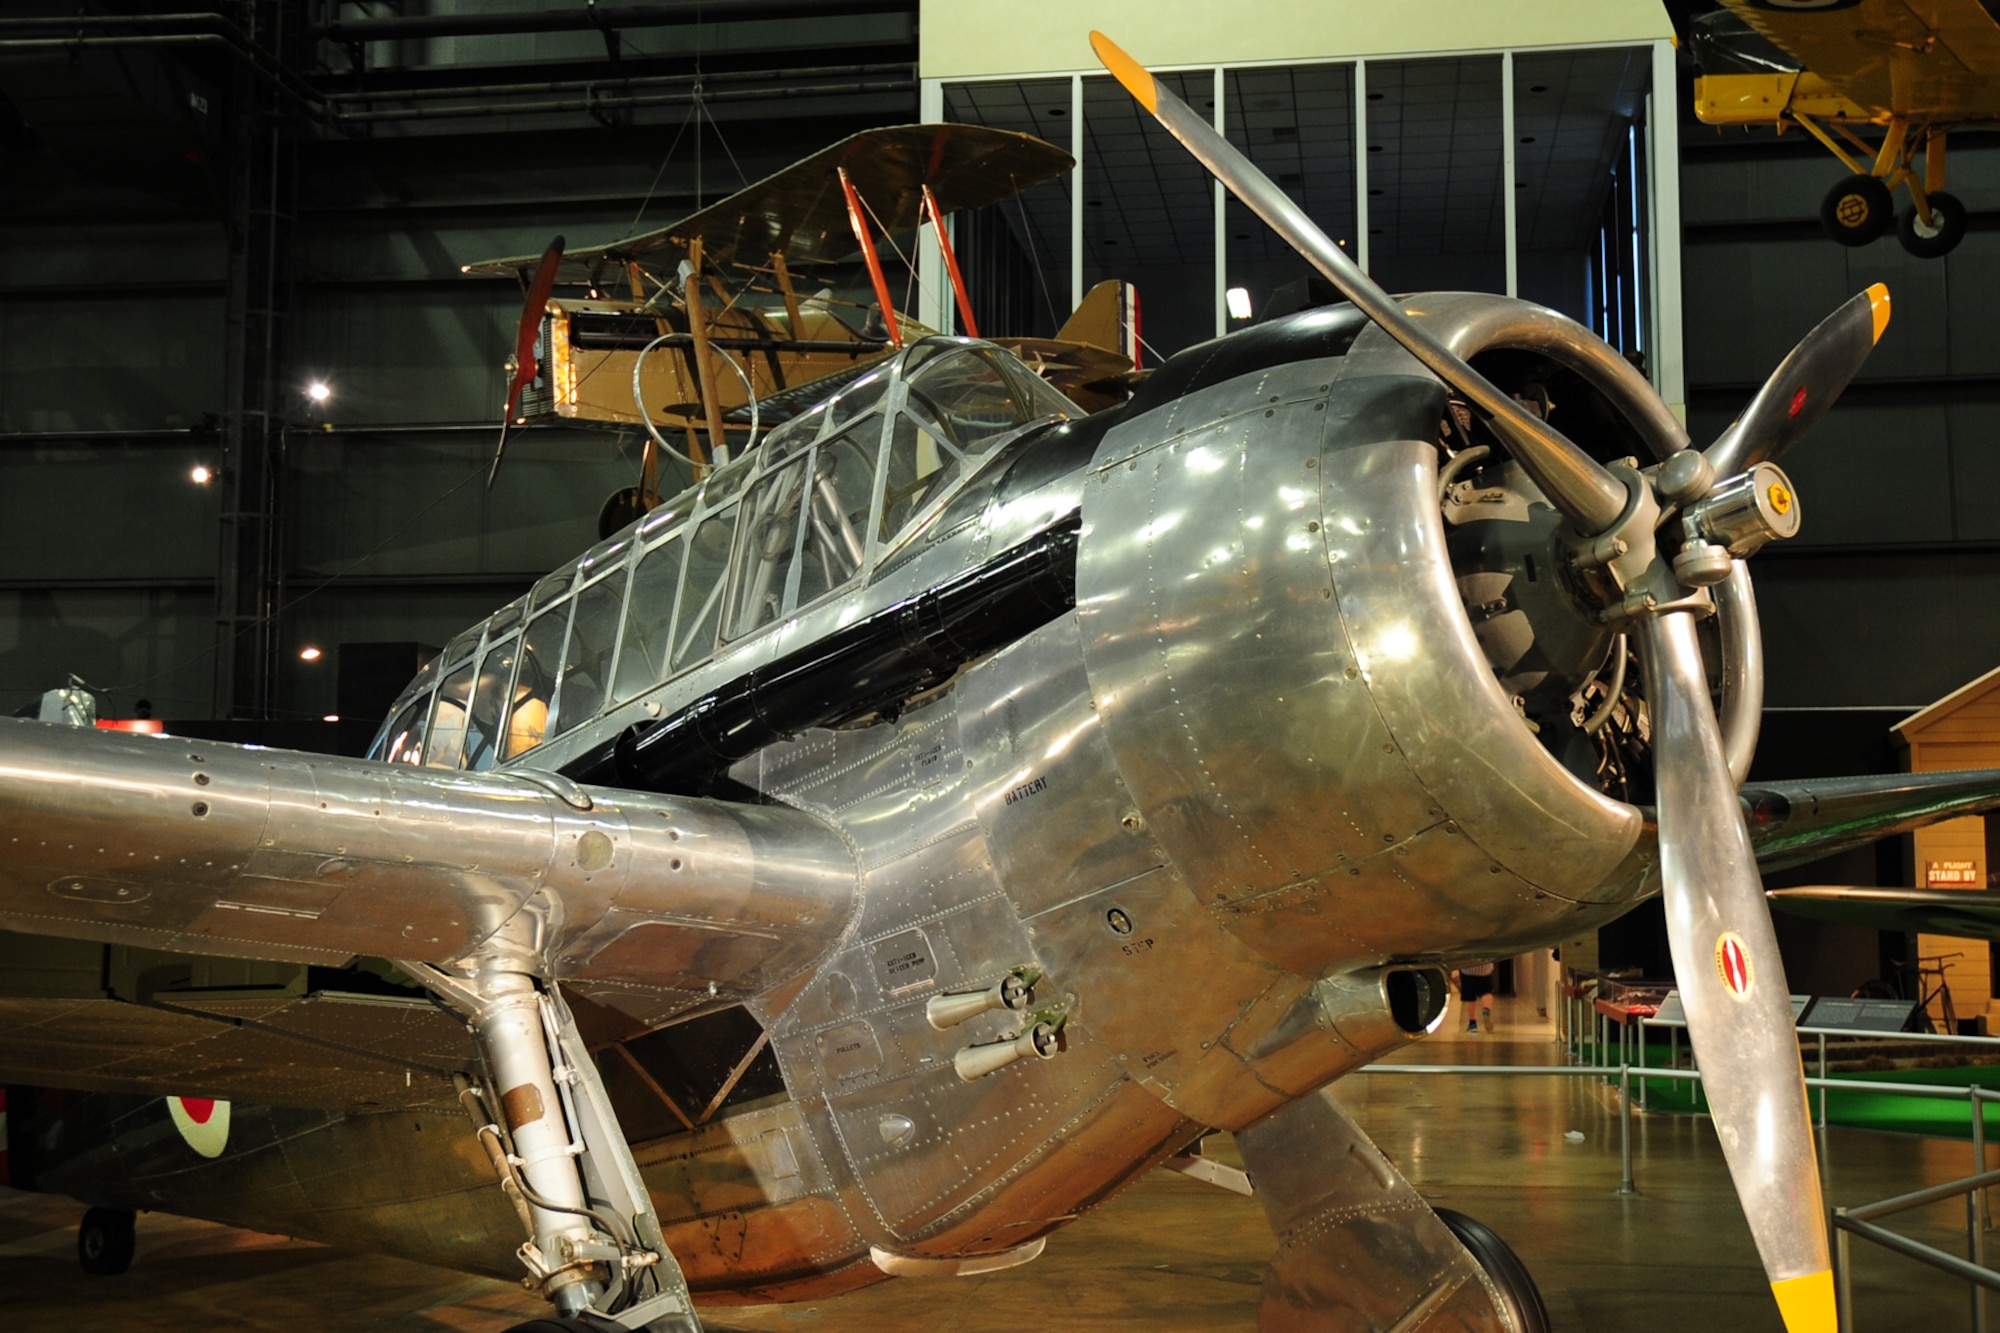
0 0 917 729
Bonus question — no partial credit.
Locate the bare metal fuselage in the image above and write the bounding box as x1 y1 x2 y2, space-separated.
2 305 1666 1301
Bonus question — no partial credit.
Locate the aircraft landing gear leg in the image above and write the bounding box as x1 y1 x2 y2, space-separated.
402 916 703 1333
1235 1087 1546 1331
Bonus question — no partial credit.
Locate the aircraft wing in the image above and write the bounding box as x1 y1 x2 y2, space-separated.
1743 767 2000 872
0 718 859 1104
1720 0 2000 117
464 122 1074 284
1767 885 2000 939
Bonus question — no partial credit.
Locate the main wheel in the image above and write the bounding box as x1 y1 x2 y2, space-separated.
77 1206 136 1276
1437 1206 1551 1333
1820 174 1894 246
1898 191 1968 258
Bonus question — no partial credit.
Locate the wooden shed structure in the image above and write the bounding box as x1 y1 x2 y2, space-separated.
1894 664 2000 1027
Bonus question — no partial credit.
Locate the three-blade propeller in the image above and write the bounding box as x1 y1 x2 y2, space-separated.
1089 30 1888 1333
487 235 567 491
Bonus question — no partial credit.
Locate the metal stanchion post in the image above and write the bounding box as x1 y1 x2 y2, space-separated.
1969 1177 1988 1332
1818 1031 1828 1129
1619 1062 1635 1196
1975 1087 1990 1234
1639 1021 1649 1110
1835 1220 1853 1333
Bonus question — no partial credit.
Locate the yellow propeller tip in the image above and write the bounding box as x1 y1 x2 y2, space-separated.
1867 282 1891 344
1772 1268 1837 1333
1089 31 1158 113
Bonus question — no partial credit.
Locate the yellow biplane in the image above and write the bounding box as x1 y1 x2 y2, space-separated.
465 124 1141 533
1691 0 1999 256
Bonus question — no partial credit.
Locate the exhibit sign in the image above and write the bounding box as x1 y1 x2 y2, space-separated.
1927 859 1981 887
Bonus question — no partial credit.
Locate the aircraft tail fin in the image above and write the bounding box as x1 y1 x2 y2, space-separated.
1057 280 1142 369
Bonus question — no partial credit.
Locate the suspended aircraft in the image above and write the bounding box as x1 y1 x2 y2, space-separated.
1689 0 2000 256
465 122 1140 535
1 29 1995 1333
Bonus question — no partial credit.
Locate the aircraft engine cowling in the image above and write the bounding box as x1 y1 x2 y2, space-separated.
1074 298 1655 980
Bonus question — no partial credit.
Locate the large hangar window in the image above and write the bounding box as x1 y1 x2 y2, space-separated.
939 42 1665 387
1079 71 1216 361
1513 49 1653 357
1224 65 1358 323
942 80 1075 341
1364 56 1507 298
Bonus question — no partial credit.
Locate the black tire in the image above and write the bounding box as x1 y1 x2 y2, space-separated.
1820 174 1894 246
1437 1206 1551 1333
1898 191 1968 258
77 1206 136 1276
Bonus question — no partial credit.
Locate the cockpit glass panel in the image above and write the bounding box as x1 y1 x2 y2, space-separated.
698 452 756 513
796 427 876 607
549 569 630 738
726 457 810 642
579 534 632 578
826 370 889 431
1004 358 1081 421
487 595 527 639
528 568 574 612
638 496 692 541
671 506 738 670
425 660 477 769
380 694 429 765
612 534 687 704
443 625 483 665
505 605 567 760
462 637 520 772
879 408 967 544
905 346 1035 455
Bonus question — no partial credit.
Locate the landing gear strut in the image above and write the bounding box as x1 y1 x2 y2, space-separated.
77 1206 135 1276
401 907 703 1333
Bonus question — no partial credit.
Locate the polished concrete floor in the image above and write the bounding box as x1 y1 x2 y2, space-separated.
2 998 1992 1331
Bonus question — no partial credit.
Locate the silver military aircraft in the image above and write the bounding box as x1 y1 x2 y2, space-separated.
0 30 1993 1333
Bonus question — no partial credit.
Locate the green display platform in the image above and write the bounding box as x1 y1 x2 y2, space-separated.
1607 1042 2000 1139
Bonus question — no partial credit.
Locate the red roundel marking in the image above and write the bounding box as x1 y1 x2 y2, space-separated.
1715 932 1754 1000
1787 387 1808 419
167 1096 231 1158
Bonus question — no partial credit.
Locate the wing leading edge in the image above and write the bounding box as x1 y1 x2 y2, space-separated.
0 718 858 1015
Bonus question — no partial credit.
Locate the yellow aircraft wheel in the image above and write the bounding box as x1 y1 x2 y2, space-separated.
1819 174 1894 247
1898 191 1967 260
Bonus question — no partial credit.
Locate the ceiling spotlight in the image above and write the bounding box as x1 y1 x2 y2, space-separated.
322 714 340 723
1226 286 1254 321
189 464 213 485
306 381 331 404
299 646 323 662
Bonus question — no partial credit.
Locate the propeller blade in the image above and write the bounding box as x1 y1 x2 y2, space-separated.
1088 31 1628 535
1638 610 1834 1333
1705 284 1888 478
488 235 567 491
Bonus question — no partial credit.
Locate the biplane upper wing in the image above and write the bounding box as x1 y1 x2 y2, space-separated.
0 718 859 1108
1720 0 2000 118
464 122 1073 285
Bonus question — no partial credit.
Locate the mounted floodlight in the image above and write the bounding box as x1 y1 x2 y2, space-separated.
1226 286 1253 321
306 381 332 404
299 646 323 662
189 464 213 485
